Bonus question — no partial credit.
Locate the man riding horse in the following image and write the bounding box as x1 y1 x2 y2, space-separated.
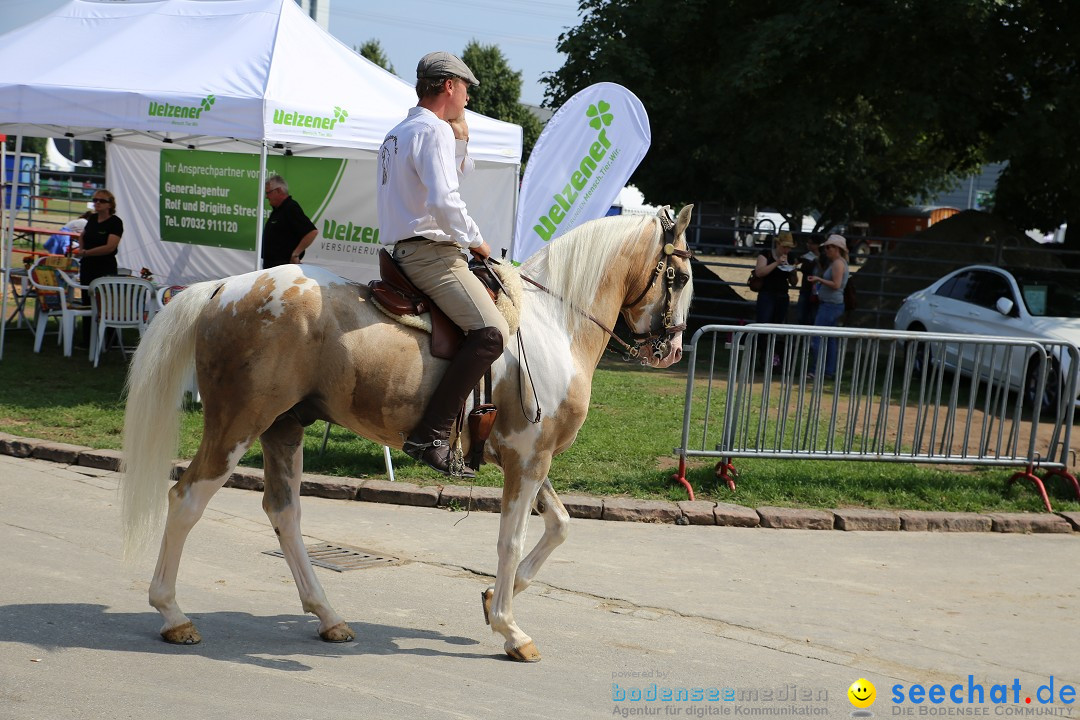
376 51 509 478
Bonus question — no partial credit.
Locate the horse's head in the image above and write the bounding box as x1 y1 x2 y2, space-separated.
621 204 695 368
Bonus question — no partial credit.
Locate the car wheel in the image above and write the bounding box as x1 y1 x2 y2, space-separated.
906 326 932 375
1024 354 1061 417
851 241 870 266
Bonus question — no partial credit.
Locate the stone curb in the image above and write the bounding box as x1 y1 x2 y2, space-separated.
602 498 681 524
757 506 834 530
834 509 902 532
77 448 124 472
438 485 503 514
2 433 1077 533
359 479 439 507
986 513 1073 534
898 511 992 532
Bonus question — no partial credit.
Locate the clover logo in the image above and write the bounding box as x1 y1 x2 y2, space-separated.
334 106 349 123
586 101 613 130
200 94 216 112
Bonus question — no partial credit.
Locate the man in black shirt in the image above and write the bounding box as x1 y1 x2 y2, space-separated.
262 175 317 268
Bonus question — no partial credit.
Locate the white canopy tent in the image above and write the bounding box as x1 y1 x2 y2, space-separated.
0 0 522 358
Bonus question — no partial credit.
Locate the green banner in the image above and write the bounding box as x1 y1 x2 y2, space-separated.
159 150 346 250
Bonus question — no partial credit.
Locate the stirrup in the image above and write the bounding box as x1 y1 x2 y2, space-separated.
402 437 475 479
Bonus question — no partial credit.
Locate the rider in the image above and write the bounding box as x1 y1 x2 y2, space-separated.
376 51 510 477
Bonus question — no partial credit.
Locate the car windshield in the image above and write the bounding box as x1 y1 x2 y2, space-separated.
1009 268 1080 318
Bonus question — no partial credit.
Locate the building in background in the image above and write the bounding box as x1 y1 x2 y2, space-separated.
930 162 1004 212
295 0 330 30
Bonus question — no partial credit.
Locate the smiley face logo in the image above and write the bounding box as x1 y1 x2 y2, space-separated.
848 678 876 709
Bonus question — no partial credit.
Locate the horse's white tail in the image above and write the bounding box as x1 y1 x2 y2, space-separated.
119 280 220 560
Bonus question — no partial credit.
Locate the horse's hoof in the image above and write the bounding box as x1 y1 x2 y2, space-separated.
505 640 541 662
481 588 493 625
161 621 201 645
319 622 356 643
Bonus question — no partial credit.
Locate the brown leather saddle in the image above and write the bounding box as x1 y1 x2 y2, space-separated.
368 247 501 360
369 247 501 471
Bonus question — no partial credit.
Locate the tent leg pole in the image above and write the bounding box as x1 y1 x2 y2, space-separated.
0 134 24 361
253 142 268 271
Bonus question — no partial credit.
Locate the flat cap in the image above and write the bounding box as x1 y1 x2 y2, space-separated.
416 51 480 86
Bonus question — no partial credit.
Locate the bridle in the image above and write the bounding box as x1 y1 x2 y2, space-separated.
518 213 693 364
622 213 694 362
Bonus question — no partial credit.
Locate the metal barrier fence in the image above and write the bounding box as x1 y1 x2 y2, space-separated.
674 324 1080 511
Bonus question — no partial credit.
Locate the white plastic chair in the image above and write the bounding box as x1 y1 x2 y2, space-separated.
26 257 92 357
153 284 200 405
88 276 155 367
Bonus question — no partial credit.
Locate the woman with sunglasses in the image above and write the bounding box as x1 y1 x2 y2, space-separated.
75 189 124 344
76 190 124 285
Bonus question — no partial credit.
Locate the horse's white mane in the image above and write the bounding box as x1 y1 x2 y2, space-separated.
521 214 660 333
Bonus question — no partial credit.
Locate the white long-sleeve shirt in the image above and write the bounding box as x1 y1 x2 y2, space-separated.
376 106 482 249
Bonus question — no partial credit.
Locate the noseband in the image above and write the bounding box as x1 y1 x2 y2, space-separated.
519 214 693 364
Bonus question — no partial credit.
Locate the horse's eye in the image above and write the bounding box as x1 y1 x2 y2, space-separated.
674 272 690 290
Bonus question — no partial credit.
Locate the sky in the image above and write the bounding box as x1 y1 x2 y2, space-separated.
0 0 583 106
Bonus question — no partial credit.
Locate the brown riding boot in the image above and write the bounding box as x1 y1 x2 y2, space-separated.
403 326 504 477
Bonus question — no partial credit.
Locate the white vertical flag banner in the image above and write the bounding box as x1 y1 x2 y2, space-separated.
512 82 651 264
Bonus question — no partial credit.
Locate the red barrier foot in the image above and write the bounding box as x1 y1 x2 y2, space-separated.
714 460 737 492
1040 469 1080 501
671 455 695 501
1007 468 1053 513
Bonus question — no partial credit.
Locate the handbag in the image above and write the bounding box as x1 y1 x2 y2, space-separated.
747 271 764 293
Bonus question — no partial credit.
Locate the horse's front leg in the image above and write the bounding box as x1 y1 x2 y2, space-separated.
260 417 355 643
482 478 569 625
486 460 548 662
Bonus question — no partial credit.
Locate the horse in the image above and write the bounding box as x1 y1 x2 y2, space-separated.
119 204 695 662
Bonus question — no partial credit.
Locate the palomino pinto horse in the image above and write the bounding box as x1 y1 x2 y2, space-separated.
120 205 694 662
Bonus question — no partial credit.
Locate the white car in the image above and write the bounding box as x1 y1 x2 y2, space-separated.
894 264 1080 410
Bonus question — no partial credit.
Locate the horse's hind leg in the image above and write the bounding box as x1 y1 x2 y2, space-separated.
150 440 250 644
260 416 355 643
482 479 569 627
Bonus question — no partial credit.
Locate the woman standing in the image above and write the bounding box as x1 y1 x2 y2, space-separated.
753 232 798 367
754 231 798 324
77 189 123 284
807 234 850 379
75 189 124 343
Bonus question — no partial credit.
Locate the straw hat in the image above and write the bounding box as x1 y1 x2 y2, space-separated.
776 231 795 249
822 234 847 250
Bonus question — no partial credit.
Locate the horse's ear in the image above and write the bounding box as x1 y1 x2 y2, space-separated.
674 204 694 240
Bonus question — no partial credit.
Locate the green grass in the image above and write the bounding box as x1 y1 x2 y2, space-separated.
1 321 1077 513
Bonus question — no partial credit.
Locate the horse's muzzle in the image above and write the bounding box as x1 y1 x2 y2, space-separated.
649 331 684 368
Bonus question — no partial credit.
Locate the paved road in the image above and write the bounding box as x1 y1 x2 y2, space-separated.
1 454 1077 719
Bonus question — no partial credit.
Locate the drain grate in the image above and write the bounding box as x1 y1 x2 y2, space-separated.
263 542 401 572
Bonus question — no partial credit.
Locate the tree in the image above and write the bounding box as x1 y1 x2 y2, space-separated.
543 1 1006 230
4 136 47 159
355 39 394 75
986 0 1080 249
460 41 543 167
